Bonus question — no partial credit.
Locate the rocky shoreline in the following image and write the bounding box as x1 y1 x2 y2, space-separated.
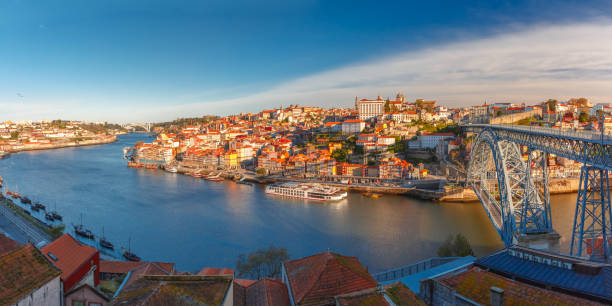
3 136 117 155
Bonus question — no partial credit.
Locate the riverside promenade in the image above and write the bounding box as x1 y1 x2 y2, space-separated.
0 197 51 247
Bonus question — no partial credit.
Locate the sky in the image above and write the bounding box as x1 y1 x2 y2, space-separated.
1 0 612 123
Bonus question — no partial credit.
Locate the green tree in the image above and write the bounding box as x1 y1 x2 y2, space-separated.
579 111 589 123
331 148 347 162
384 99 391 113
256 168 267 176
437 233 474 257
496 110 503 117
236 246 290 280
546 99 558 112
10 131 19 139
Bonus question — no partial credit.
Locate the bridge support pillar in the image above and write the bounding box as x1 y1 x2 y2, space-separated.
570 166 612 262
514 232 561 253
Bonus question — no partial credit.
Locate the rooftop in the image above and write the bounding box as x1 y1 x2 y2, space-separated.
111 275 232 306
0 233 22 256
283 251 378 306
440 267 603 305
476 246 612 303
40 233 98 283
0 244 62 305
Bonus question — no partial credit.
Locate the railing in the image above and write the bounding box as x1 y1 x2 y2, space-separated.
372 257 462 282
468 123 612 143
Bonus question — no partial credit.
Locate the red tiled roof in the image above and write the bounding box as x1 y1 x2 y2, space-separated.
0 244 61 305
235 279 258 287
246 278 290 306
41 233 97 282
100 260 145 274
335 290 389 306
0 233 21 256
197 267 234 276
284 251 378 306
440 267 601 305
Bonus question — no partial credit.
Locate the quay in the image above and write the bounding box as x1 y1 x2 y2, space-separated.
0 196 52 247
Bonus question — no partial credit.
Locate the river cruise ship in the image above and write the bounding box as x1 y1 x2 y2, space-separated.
265 182 348 201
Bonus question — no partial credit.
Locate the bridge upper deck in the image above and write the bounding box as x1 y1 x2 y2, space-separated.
463 123 612 170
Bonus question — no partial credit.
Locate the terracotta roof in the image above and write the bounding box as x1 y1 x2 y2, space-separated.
40 233 97 282
284 251 378 306
235 279 257 287
440 267 602 305
100 260 146 274
111 275 232 306
197 267 234 276
0 244 61 305
245 278 290 306
335 290 389 306
0 233 21 256
383 282 426 306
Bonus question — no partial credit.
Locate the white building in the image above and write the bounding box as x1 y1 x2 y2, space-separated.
355 96 385 121
342 120 366 135
408 132 455 149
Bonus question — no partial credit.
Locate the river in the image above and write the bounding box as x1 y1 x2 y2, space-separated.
0 133 579 273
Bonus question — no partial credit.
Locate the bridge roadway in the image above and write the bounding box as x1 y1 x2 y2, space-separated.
465 124 612 170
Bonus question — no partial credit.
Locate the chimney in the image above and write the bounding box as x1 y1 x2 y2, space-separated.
490 286 504 306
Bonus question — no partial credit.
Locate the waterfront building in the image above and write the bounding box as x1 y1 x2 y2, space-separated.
41 233 100 293
0 241 63 306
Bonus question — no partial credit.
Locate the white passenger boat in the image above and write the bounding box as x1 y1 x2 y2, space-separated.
265 182 348 201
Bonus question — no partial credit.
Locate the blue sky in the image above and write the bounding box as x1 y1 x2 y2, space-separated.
1 0 612 122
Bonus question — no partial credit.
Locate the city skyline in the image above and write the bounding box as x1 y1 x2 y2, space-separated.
2 1 612 123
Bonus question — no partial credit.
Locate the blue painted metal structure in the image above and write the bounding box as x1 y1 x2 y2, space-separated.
466 124 612 260
570 166 612 261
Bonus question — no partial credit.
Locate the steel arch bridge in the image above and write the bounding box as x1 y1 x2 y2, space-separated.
465 124 612 261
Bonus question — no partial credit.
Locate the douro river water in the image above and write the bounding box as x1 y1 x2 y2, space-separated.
0 133 578 272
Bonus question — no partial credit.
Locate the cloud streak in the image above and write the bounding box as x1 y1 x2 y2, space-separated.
169 21 612 119
4 21 612 123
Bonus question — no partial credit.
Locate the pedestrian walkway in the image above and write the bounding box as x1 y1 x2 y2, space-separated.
0 200 50 247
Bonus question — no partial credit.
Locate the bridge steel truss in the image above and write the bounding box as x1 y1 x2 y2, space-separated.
468 128 551 247
467 124 612 261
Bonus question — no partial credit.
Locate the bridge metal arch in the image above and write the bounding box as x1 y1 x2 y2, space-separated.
468 128 516 246
468 127 551 246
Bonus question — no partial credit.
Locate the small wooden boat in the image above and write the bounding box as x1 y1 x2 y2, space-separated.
74 224 94 239
363 193 381 199
207 176 224 182
45 212 54 221
145 164 158 170
122 238 141 262
51 211 62 221
99 227 114 250
127 162 144 168
33 202 46 211
21 196 32 204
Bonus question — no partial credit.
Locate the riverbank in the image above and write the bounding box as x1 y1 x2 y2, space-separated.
0 195 60 246
4 135 118 155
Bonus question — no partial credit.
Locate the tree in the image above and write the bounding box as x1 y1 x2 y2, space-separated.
496 110 503 117
236 246 290 280
579 111 589 123
384 99 391 113
331 148 347 162
10 131 19 139
256 168 267 176
545 99 558 112
437 233 474 257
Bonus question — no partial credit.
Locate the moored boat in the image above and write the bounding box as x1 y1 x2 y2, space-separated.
99 227 114 250
265 182 348 201
127 161 144 168
207 176 224 182
73 224 95 239
21 196 32 204
166 166 178 173
122 238 140 262
45 212 54 221
51 211 62 221
145 164 158 170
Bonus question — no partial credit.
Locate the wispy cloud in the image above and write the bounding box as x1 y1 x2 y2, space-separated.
5 21 612 123
166 21 612 120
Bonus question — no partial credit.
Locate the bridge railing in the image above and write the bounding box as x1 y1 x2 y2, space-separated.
468 123 612 143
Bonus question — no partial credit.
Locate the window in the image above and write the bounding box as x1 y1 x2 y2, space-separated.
73 301 85 306
89 303 102 306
